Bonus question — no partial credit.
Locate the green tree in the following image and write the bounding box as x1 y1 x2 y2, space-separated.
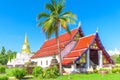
1 46 6 55
6 50 12 61
0 46 7 65
0 48 17 65
0 54 8 65
6 50 17 61
116 55 120 64
37 0 76 75
12 51 17 59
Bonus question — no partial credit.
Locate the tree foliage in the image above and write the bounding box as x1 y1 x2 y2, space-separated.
116 55 120 64
37 0 76 39
0 46 17 65
0 46 7 65
1 46 5 55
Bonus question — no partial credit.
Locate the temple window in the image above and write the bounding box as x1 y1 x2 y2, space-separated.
41 61 42 65
46 60 48 65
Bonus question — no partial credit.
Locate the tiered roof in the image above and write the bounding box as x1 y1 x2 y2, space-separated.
62 33 114 65
31 26 114 65
31 28 81 58
62 34 95 65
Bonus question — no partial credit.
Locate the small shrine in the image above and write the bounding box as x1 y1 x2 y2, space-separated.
7 34 33 68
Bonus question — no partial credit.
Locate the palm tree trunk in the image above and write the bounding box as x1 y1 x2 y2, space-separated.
56 25 63 76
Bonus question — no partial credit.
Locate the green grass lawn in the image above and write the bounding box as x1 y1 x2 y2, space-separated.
0 68 15 77
2 68 120 80
30 73 120 80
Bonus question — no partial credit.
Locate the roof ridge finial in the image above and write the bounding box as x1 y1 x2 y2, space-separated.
78 21 81 28
96 27 99 33
25 33 28 43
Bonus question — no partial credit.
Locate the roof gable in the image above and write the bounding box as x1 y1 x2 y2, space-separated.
62 34 95 65
62 33 114 65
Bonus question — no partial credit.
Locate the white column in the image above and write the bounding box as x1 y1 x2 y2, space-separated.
98 50 103 68
71 62 76 71
86 49 90 69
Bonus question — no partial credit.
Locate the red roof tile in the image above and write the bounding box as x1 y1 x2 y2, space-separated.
31 28 78 58
62 50 85 65
73 34 95 50
64 50 85 58
62 34 95 65
41 29 78 48
62 58 76 65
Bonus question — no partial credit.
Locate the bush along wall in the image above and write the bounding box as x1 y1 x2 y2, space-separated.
43 66 59 79
32 66 59 79
0 66 6 74
112 68 120 73
32 66 43 77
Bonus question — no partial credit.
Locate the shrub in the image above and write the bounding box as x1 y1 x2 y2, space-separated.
44 66 59 79
26 67 34 75
112 68 120 73
43 68 51 78
32 66 43 77
0 66 6 74
93 69 98 73
12 68 27 79
0 76 8 80
99 68 108 71
112 68 117 73
118 68 120 73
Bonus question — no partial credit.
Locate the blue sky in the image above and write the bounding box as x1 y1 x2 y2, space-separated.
0 0 120 52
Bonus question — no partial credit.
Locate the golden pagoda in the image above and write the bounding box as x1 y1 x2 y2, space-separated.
21 34 31 53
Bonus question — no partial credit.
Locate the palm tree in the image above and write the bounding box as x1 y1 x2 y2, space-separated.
37 0 76 75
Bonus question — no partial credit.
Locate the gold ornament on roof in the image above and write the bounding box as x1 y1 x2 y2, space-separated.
90 41 99 49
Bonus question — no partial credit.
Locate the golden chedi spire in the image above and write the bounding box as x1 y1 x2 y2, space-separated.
21 33 31 53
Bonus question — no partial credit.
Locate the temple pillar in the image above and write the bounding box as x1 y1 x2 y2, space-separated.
71 62 76 71
98 50 103 68
86 49 90 69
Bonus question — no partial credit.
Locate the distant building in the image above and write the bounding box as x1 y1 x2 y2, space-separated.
31 23 114 73
7 34 33 68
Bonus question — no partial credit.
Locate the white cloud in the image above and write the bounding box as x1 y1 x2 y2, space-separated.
108 48 120 55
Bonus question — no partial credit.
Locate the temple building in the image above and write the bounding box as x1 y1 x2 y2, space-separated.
7 34 33 68
31 23 114 73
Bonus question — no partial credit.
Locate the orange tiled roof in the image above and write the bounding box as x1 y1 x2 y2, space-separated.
31 28 78 58
74 34 95 50
62 34 95 65
32 27 114 64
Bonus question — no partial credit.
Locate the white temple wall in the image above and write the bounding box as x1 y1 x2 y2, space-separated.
31 55 59 68
31 55 76 73
63 68 72 73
